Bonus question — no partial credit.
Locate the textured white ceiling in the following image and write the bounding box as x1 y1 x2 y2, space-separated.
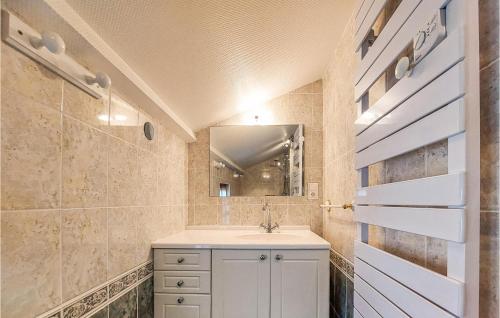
62 0 354 130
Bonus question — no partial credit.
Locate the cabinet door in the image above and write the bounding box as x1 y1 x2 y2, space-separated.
212 250 271 318
154 294 210 318
270 250 329 318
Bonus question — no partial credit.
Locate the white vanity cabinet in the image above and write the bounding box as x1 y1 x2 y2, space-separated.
151 230 331 318
212 250 271 318
212 249 329 318
270 250 329 318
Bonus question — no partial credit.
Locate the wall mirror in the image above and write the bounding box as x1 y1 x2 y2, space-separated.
209 124 304 197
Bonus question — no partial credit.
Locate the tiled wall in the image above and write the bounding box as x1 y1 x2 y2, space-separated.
1 43 188 318
322 1 499 317
478 0 499 316
187 81 323 234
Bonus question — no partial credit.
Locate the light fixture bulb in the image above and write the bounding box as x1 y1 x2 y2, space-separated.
86 72 112 89
30 31 66 55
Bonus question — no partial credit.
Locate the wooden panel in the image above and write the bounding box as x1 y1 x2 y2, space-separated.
356 0 376 33
154 249 211 271
154 270 211 294
355 259 456 317
355 276 408 318
356 62 465 150
355 0 387 52
356 172 465 206
355 241 464 316
354 291 383 318
354 206 465 242
355 0 421 66
354 0 455 101
356 99 464 169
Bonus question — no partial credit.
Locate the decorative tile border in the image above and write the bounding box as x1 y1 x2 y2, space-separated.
63 287 107 318
137 262 153 280
38 261 153 318
330 249 354 281
109 271 137 299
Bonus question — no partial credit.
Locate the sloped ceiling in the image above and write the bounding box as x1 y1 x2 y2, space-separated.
62 0 355 130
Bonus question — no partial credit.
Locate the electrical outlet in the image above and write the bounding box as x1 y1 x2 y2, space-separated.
307 182 319 200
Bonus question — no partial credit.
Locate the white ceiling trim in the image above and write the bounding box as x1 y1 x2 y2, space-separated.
42 0 196 141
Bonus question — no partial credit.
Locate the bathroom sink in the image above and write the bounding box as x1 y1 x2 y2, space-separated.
237 233 299 241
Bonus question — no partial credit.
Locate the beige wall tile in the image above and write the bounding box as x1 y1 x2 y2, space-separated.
1 44 63 110
136 207 158 263
108 207 138 279
1 210 61 318
1 90 61 210
62 116 108 208
384 229 426 268
480 61 499 211
108 137 138 206
137 149 158 206
425 237 447 276
194 204 218 225
479 0 499 68
61 208 107 301
426 140 448 177
108 95 139 145
63 82 109 131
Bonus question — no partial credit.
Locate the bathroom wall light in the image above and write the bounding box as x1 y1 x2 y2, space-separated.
86 72 112 89
29 31 66 54
1 10 109 99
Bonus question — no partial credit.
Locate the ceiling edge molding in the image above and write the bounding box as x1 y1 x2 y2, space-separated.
43 0 196 142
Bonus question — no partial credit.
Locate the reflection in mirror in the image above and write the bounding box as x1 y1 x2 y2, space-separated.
210 125 304 197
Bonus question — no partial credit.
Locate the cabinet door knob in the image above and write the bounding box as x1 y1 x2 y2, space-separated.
259 254 267 261
275 254 283 261
177 296 184 304
177 280 184 287
177 257 184 264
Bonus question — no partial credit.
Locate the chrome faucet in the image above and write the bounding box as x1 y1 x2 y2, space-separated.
260 202 279 233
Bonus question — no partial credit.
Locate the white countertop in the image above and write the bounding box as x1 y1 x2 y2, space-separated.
151 228 331 249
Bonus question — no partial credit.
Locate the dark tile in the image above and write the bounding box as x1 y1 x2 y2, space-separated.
138 277 154 318
480 61 499 211
109 288 138 318
334 266 347 318
480 212 499 318
330 262 336 307
346 278 354 318
90 306 108 318
109 271 138 299
479 0 499 68
63 287 107 318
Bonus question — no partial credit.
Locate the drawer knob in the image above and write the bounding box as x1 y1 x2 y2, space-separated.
177 257 185 264
275 254 283 261
177 280 184 287
177 296 184 304
259 254 267 261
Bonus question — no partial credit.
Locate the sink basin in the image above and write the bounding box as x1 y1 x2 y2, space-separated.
237 233 299 241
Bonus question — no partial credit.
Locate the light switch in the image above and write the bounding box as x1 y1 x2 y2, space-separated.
307 182 319 200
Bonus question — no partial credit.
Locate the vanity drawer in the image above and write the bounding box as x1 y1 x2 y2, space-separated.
154 271 211 294
154 249 211 271
155 294 211 318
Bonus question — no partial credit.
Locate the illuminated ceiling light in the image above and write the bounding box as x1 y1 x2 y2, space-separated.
98 114 109 122
114 114 127 121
